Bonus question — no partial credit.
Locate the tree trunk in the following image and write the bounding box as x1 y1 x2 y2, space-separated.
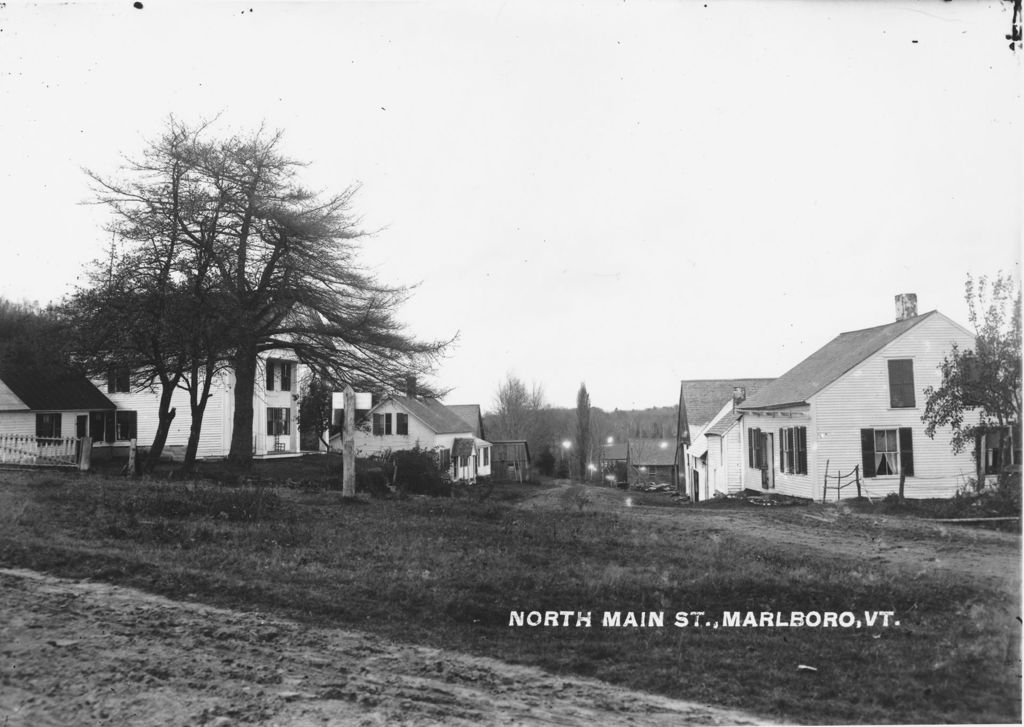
182 368 215 472
143 377 180 472
227 342 259 468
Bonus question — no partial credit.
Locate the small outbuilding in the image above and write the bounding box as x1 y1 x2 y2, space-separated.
490 440 531 482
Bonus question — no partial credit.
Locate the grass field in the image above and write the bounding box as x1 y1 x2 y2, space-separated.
0 465 1019 724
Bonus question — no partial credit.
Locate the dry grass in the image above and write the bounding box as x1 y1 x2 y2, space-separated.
0 469 1019 724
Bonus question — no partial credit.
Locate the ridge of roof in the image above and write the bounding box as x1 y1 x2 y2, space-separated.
739 310 941 410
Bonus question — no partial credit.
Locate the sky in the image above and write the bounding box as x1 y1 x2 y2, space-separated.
1 0 1020 411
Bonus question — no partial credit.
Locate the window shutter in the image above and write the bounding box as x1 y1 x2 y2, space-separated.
898 427 914 477
861 429 876 478
105 412 116 443
281 363 291 391
385 413 392 435
779 430 785 471
373 413 383 435
266 361 275 391
107 368 116 394
796 427 807 475
267 409 275 435
284 408 291 435
747 428 754 468
888 359 915 408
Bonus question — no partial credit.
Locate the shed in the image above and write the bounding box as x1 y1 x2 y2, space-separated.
490 440 532 482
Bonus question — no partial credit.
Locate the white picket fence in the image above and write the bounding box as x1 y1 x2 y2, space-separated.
0 435 79 467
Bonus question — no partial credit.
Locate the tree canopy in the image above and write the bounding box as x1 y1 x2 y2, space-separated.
77 118 449 467
922 272 1021 468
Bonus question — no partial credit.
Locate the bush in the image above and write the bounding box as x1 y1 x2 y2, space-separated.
370 446 451 497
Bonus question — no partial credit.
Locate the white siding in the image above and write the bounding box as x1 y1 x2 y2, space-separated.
0 411 39 435
0 379 27 411
103 373 230 459
351 400 444 456
811 313 977 499
740 408 817 499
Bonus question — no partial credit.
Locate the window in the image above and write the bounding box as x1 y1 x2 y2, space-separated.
982 427 1021 475
279 362 292 392
384 413 392 435
861 427 914 478
267 407 290 436
115 411 137 441
778 427 807 474
438 448 451 472
372 413 384 435
747 427 764 468
396 413 409 435
483 447 489 467
90 411 115 443
36 413 61 439
266 361 275 391
107 367 130 393
887 359 916 408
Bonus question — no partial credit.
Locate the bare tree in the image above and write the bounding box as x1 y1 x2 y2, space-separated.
83 118 449 468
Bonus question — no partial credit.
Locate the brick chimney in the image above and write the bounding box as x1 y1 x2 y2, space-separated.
732 386 746 410
405 374 418 398
895 293 918 322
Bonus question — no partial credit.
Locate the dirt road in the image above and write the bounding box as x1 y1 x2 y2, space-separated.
525 485 1021 591
0 568 770 726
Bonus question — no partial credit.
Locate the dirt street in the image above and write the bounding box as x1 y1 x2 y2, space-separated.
0 568 770 726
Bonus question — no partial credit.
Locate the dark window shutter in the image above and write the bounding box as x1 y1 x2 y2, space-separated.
888 359 915 408
385 413 392 435
117 368 130 393
284 409 291 435
899 427 914 477
266 361 275 391
747 428 755 468
861 429 876 478
105 412 116 443
373 413 383 435
107 368 116 394
796 427 807 474
35 414 46 437
281 363 291 391
779 430 785 471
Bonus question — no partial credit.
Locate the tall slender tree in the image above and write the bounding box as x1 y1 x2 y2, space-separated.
575 382 592 482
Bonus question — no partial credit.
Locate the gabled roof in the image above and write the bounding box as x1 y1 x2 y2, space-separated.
491 440 531 461
679 379 774 426
447 404 484 438
628 438 676 466
452 437 476 458
0 366 115 412
739 311 942 410
389 395 475 435
705 411 741 438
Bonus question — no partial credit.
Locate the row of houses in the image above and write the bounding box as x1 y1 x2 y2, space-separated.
676 294 1018 502
0 355 529 484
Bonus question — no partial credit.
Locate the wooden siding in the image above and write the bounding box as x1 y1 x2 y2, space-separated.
351 399 446 456
103 374 230 459
0 411 35 435
810 313 977 499
740 408 817 499
0 379 27 411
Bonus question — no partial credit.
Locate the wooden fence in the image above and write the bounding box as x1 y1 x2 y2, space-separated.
0 434 80 467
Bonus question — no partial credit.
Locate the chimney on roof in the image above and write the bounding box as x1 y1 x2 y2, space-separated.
732 386 746 410
405 374 417 398
895 293 918 322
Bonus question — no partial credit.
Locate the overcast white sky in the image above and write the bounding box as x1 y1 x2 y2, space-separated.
1 1 1020 410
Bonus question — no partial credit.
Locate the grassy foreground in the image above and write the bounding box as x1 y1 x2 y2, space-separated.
0 469 1019 725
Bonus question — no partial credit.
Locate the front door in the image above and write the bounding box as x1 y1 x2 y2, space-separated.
761 432 775 490
692 469 700 501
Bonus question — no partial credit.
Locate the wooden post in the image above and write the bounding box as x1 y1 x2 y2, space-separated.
127 438 137 476
78 436 92 472
822 459 830 503
855 465 861 499
342 385 356 498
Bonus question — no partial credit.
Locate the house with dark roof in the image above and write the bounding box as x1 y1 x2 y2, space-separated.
0 365 117 463
736 295 980 500
677 378 773 501
336 386 491 483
